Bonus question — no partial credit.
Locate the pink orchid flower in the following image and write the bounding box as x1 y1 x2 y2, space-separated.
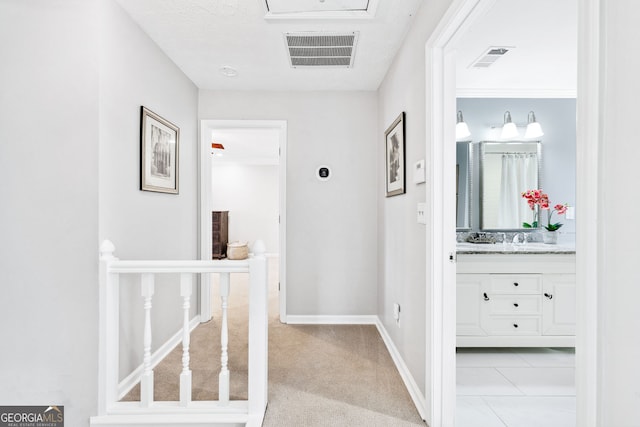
521 189 569 231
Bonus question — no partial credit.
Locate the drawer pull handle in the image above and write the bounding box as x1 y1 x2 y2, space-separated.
544 293 553 300
513 324 519 328
513 303 519 307
483 293 490 301
513 282 519 287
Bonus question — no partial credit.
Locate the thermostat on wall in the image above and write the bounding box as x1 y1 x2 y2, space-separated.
317 165 331 181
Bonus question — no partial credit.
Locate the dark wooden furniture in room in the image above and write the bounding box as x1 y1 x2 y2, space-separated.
212 210 229 259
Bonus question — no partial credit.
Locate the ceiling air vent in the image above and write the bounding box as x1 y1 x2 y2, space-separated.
470 46 512 68
284 32 358 68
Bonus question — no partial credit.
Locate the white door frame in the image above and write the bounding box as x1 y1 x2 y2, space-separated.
426 0 600 426
199 119 288 322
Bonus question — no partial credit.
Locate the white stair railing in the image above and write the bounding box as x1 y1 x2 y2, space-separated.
91 240 268 427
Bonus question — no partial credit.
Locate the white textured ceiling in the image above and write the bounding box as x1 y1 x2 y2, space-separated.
114 2 578 166
455 0 577 97
115 0 422 91
115 0 577 94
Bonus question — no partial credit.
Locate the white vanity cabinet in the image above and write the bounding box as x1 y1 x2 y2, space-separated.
456 274 487 336
542 274 577 335
456 253 576 347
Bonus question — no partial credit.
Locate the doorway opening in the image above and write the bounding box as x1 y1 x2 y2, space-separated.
427 0 599 426
199 119 287 322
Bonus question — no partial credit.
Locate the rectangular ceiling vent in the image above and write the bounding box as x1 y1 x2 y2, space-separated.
470 46 512 68
284 32 358 68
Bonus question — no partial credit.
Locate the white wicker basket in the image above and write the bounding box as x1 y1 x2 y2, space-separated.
227 241 249 260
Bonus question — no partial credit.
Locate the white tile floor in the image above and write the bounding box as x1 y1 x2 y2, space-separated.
456 348 576 427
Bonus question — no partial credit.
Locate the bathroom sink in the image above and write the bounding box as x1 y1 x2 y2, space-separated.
456 241 576 254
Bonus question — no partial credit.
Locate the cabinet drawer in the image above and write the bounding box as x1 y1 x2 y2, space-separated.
487 295 541 315
489 274 542 294
484 317 542 336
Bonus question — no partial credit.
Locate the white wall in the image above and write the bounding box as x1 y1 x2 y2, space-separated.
99 0 199 379
212 164 279 254
376 0 455 412
200 91 378 316
0 1 200 423
597 1 640 424
0 1 100 425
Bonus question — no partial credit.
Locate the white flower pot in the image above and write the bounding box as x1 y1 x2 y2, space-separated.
542 231 559 244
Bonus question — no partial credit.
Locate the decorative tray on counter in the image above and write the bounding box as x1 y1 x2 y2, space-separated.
465 232 497 244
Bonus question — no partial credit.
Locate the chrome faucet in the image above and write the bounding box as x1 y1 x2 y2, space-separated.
512 233 526 245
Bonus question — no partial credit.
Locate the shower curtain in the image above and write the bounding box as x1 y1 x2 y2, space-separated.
498 153 538 228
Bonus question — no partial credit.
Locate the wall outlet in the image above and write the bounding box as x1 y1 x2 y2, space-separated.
417 203 426 224
393 303 401 323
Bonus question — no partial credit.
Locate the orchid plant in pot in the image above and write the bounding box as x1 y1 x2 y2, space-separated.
521 189 568 244
521 189 545 228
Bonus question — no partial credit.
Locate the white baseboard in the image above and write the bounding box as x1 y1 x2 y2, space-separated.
285 315 378 325
375 318 427 421
118 316 201 400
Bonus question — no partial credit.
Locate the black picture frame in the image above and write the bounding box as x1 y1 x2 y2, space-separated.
385 112 406 197
140 106 179 194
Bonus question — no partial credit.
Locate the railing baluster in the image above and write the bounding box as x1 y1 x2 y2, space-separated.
180 273 192 406
140 273 155 407
219 272 230 405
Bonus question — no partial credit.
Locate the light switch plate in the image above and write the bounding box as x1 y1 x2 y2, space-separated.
566 206 575 220
417 202 426 224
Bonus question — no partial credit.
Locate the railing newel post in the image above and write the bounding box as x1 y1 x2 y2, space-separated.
98 240 119 415
248 240 268 418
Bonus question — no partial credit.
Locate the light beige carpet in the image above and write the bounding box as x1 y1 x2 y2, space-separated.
123 259 425 426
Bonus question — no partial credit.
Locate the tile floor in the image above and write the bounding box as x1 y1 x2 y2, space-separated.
456 347 576 427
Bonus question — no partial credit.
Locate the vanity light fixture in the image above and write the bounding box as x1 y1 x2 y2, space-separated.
524 111 544 139
456 110 471 140
501 111 519 140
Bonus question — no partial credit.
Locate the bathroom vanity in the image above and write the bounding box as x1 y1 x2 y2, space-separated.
456 243 576 347
455 134 577 347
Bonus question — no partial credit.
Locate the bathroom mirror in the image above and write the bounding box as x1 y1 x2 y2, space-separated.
456 141 473 230
479 141 542 230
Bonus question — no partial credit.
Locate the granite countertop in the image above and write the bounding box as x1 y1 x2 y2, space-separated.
456 242 576 254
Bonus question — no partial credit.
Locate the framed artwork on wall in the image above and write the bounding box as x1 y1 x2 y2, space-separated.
385 112 406 197
140 106 179 194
